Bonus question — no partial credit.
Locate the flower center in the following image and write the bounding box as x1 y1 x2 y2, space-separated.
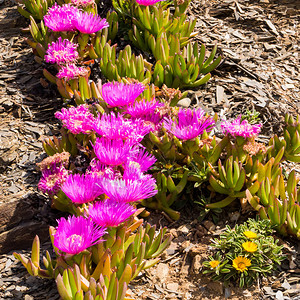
238 262 246 269
46 174 58 188
67 234 83 247
53 50 68 59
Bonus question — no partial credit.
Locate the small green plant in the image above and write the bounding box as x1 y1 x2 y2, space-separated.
203 219 284 287
241 109 261 125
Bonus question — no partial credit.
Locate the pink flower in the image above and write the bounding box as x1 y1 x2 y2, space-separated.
74 11 109 34
220 117 262 138
44 4 78 32
71 0 95 7
128 148 156 172
88 159 118 179
53 215 106 255
86 200 137 227
93 113 151 143
55 105 95 134
93 138 138 166
61 173 103 204
163 108 215 140
136 0 162 5
57 64 89 81
124 98 163 118
45 37 79 65
38 166 69 194
102 81 145 108
100 176 157 203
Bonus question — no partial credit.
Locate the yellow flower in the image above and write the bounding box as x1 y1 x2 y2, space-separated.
209 260 220 268
232 256 251 272
242 241 258 253
243 231 257 239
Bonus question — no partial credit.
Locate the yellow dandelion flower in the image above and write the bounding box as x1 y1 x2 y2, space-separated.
243 231 257 239
232 256 251 272
209 260 220 268
242 241 258 253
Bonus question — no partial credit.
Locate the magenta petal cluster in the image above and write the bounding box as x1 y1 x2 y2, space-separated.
61 173 103 204
102 82 145 108
44 4 78 32
45 37 79 65
220 117 262 138
53 215 106 255
124 98 163 118
101 177 157 203
57 64 89 81
88 158 122 180
135 0 162 6
71 0 95 7
93 113 151 143
38 166 69 194
55 105 95 134
163 108 215 140
93 138 137 166
74 11 109 34
87 200 137 227
128 148 156 172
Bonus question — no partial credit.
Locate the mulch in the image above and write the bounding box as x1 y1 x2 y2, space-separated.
0 0 299 299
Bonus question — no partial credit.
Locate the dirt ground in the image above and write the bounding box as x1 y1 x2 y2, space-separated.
0 0 299 299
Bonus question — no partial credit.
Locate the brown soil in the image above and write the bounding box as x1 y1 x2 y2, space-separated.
0 0 299 299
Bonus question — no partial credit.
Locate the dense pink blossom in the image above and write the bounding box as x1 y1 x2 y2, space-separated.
86 200 137 227
71 0 95 7
220 117 262 138
53 215 106 255
93 113 151 143
44 4 78 32
93 138 138 166
102 82 145 108
100 176 157 203
88 159 118 179
138 112 162 132
55 105 95 134
124 98 163 118
136 0 162 5
74 11 109 34
45 37 79 65
163 108 215 140
61 173 103 204
38 166 69 194
57 64 89 81
128 148 156 172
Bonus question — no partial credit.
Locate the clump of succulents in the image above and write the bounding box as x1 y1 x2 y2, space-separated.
203 219 284 287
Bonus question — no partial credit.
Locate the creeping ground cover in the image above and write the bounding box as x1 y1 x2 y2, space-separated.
0 0 299 299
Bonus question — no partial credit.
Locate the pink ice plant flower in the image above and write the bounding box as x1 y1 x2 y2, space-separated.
44 3 78 32
93 113 151 143
93 138 138 166
100 176 157 203
57 64 89 81
74 11 109 34
220 117 262 138
45 37 79 65
86 200 137 227
55 105 95 134
71 0 95 7
124 98 163 118
128 148 156 172
102 81 145 108
136 0 162 6
38 166 69 194
61 173 103 204
53 215 106 255
163 108 215 140
88 159 122 180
